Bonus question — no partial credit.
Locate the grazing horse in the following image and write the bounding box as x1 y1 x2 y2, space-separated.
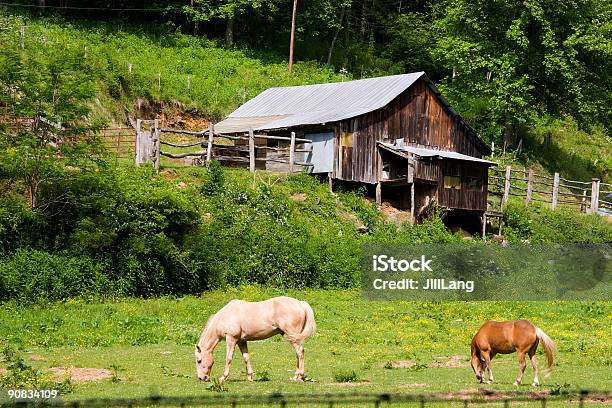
471 320 556 386
195 296 316 383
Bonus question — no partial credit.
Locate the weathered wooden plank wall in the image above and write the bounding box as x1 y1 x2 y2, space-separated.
334 78 490 185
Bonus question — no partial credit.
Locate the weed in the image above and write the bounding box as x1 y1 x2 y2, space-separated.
207 378 228 392
333 370 359 383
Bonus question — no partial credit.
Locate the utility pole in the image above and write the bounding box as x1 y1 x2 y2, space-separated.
288 0 298 73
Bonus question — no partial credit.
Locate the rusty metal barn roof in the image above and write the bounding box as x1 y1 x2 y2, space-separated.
378 142 497 165
215 72 425 133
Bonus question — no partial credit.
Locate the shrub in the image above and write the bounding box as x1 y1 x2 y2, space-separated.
333 370 359 383
0 250 111 303
503 202 612 243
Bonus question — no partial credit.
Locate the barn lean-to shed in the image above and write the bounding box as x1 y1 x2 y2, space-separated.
215 72 496 220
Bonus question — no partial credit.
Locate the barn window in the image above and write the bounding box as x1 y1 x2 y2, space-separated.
341 131 353 147
466 176 483 192
444 175 461 190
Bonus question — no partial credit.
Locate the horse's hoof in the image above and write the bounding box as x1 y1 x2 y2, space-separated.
247 376 254 382
218 376 227 384
532 382 540 387
513 381 521 386
486 380 493 384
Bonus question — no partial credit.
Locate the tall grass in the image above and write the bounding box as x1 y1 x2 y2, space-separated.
0 13 344 120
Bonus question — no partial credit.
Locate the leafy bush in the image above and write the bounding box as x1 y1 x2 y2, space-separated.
333 369 359 383
0 249 111 303
503 201 612 243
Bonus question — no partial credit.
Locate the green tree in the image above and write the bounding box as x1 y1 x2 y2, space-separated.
0 36 103 209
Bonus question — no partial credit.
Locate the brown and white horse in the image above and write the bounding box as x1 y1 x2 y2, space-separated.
471 320 556 386
195 296 316 383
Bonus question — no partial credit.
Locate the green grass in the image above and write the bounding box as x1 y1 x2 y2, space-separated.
1 288 610 402
0 12 344 123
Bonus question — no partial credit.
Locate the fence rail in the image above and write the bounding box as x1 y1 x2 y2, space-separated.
136 121 313 173
488 165 606 214
6 390 609 407
99 127 136 159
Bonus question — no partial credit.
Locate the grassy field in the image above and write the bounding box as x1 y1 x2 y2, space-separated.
0 287 610 405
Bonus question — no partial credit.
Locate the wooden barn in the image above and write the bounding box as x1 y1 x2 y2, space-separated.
215 72 496 220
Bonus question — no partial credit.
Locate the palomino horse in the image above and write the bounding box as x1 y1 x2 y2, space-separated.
471 320 556 386
195 296 316 383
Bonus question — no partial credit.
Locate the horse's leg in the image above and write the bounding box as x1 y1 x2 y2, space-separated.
487 352 496 384
290 340 305 382
238 341 254 382
219 336 237 384
513 351 527 386
482 351 493 384
529 349 539 386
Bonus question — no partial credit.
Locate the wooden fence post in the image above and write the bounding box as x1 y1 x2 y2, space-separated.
581 190 587 213
502 165 511 207
328 172 333 192
551 172 560 210
375 182 382 206
591 178 600 213
153 119 161 172
206 123 214 164
249 127 255 173
135 119 142 165
289 131 296 173
19 26 24 50
525 169 533 206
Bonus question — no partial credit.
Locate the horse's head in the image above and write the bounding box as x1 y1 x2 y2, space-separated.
195 344 214 381
470 353 484 382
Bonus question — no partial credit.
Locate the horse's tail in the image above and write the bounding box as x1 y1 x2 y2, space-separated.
297 301 316 341
535 327 556 374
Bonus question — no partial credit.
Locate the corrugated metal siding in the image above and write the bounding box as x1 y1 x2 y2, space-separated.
232 73 424 117
215 73 425 133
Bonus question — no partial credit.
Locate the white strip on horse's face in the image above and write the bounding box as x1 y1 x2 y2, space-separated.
195 345 214 381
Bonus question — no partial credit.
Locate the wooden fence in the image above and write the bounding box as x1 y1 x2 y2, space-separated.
135 120 313 173
99 127 136 159
489 166 611 214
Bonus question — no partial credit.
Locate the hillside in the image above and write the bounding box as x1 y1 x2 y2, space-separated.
1 12 609 184
0 14 344 124
1 10 611 304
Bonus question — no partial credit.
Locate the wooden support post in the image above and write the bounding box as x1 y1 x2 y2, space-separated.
375 182 382 207
551 172 560 210
153 119 161 172
248 127 255 173
591 178 600 213
481 213 487 241
135 119 142 165
328 172 333 193
581 189 587 213
410 182 415 224
525 169 533 206
206 123 214 164
289 131 296 173
19 26 24 50
502 165 511 207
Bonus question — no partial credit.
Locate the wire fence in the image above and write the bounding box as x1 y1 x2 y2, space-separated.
488 166 609 214
6 390 610 408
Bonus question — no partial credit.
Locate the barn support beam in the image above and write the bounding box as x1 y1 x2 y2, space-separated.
481 213 486 241
375 182 381 206
410 182 415 224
